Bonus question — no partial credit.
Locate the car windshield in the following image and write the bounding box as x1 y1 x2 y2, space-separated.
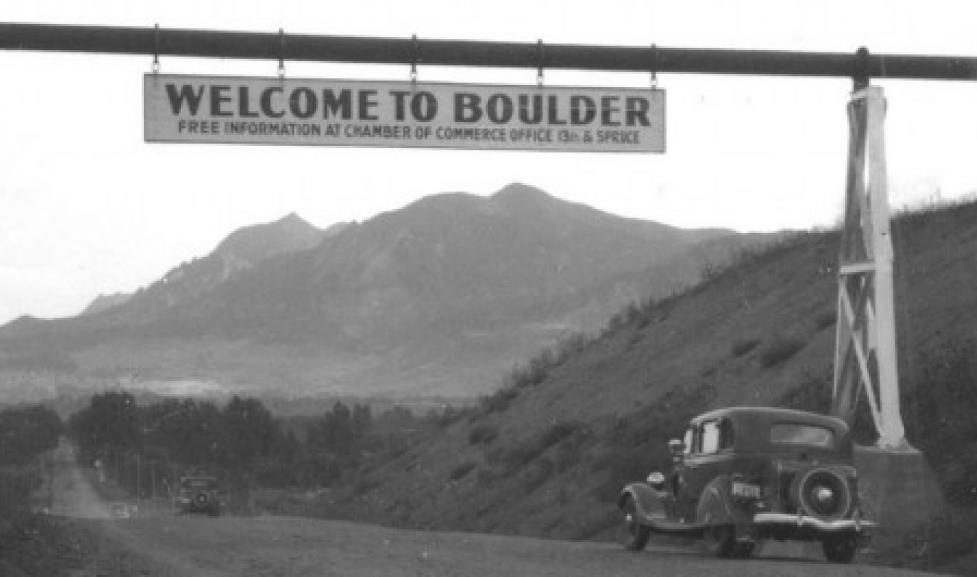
769 423 835 449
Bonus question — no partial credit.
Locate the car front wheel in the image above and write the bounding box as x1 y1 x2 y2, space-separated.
621 496 650 551
822 534 857 563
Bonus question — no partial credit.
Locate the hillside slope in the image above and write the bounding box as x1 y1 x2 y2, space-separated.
320 199 977 547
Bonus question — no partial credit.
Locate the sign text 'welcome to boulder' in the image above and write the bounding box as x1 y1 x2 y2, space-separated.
144 75 665 153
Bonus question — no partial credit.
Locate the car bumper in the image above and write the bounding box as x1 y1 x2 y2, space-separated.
753 512 876 533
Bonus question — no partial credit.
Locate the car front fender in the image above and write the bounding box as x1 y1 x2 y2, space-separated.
695 474 752 527
619 482 670 523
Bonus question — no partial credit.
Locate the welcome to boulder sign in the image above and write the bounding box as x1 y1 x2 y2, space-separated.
144 75 665 153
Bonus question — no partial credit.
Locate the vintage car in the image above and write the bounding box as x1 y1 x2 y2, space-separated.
175 475 222 516
618 407 875 562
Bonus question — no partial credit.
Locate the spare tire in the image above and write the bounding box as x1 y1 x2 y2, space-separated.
792 467 852 522
195 492 209 506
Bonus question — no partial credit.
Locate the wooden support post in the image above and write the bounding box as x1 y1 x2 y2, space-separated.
832 85 908 449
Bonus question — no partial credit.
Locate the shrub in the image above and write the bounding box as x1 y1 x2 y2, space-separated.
521 458 555 493
449 461 477 481
498 421 587 474
923 511 977 563
759 336 806 367
479 386 519 414
426 405 464 429
502 333 593 391
778 369 832 414
904 338 977 507
730 338 761 357
476 468 498 485
502 442 545 473
468 424 499 445
814 310 837 329
540 420 584 447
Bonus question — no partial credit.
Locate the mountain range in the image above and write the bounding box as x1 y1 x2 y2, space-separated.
0 184 774 401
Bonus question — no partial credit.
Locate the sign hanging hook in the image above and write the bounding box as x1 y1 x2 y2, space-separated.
536 39 545 87
410 33 419 84
278 28 286 80
152 23 160 75
649 43 658 89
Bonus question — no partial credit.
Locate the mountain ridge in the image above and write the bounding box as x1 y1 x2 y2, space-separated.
0 184 775 400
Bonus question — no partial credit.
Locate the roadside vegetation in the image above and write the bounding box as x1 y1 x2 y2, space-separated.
0 404 63 576
65 391 453 512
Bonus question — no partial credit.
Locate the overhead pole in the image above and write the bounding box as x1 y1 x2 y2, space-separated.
2 22 977 80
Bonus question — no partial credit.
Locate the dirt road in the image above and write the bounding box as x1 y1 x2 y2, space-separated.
47 439 111 520
46 444 939 577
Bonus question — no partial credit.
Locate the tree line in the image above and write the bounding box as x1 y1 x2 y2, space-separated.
67 391 438 506
0 404 63 521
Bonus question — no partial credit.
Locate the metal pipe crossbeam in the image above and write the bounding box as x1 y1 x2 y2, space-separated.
2 22 977 81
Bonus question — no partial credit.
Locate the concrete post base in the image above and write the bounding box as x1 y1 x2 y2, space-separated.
855 445 946 560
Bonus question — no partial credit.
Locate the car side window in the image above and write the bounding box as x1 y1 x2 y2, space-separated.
719 419 735 451
701 420 721 454
683 426 694 454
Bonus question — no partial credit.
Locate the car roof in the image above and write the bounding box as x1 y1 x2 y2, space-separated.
689 406 852 453
691 406 849 433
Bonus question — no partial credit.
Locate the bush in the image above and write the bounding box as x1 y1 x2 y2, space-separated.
0 405 62 467
423 405 464 429
540 421 585 447
502 333 593 391
904 338 977 507
521 458 555 493
468 424 499 445
499 421 587 474
479 387 519 414
778 369 832 414
924 511 977 562
449 461 477 481
730 338 761 357
759 336 806 367
814 310 837 329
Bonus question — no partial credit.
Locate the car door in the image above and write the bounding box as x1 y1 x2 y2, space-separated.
678 419 737 518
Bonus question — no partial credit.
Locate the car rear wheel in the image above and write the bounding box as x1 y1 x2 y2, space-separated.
822 534 857 563
731 541 754 559
621 496 650 551
702 524 737 557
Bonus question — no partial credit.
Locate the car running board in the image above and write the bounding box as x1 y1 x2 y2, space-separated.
636 511 706 536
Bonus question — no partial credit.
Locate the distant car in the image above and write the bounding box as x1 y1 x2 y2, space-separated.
618 407 875 563
175 476 221 516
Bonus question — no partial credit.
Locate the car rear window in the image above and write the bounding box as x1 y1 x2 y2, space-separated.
770 423 835 448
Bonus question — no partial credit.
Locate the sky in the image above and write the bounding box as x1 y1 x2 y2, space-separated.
1 1 977 325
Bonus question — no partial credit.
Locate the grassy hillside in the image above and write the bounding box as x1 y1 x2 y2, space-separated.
303 198 977 569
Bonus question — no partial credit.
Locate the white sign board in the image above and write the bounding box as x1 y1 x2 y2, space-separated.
144 75 665 153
